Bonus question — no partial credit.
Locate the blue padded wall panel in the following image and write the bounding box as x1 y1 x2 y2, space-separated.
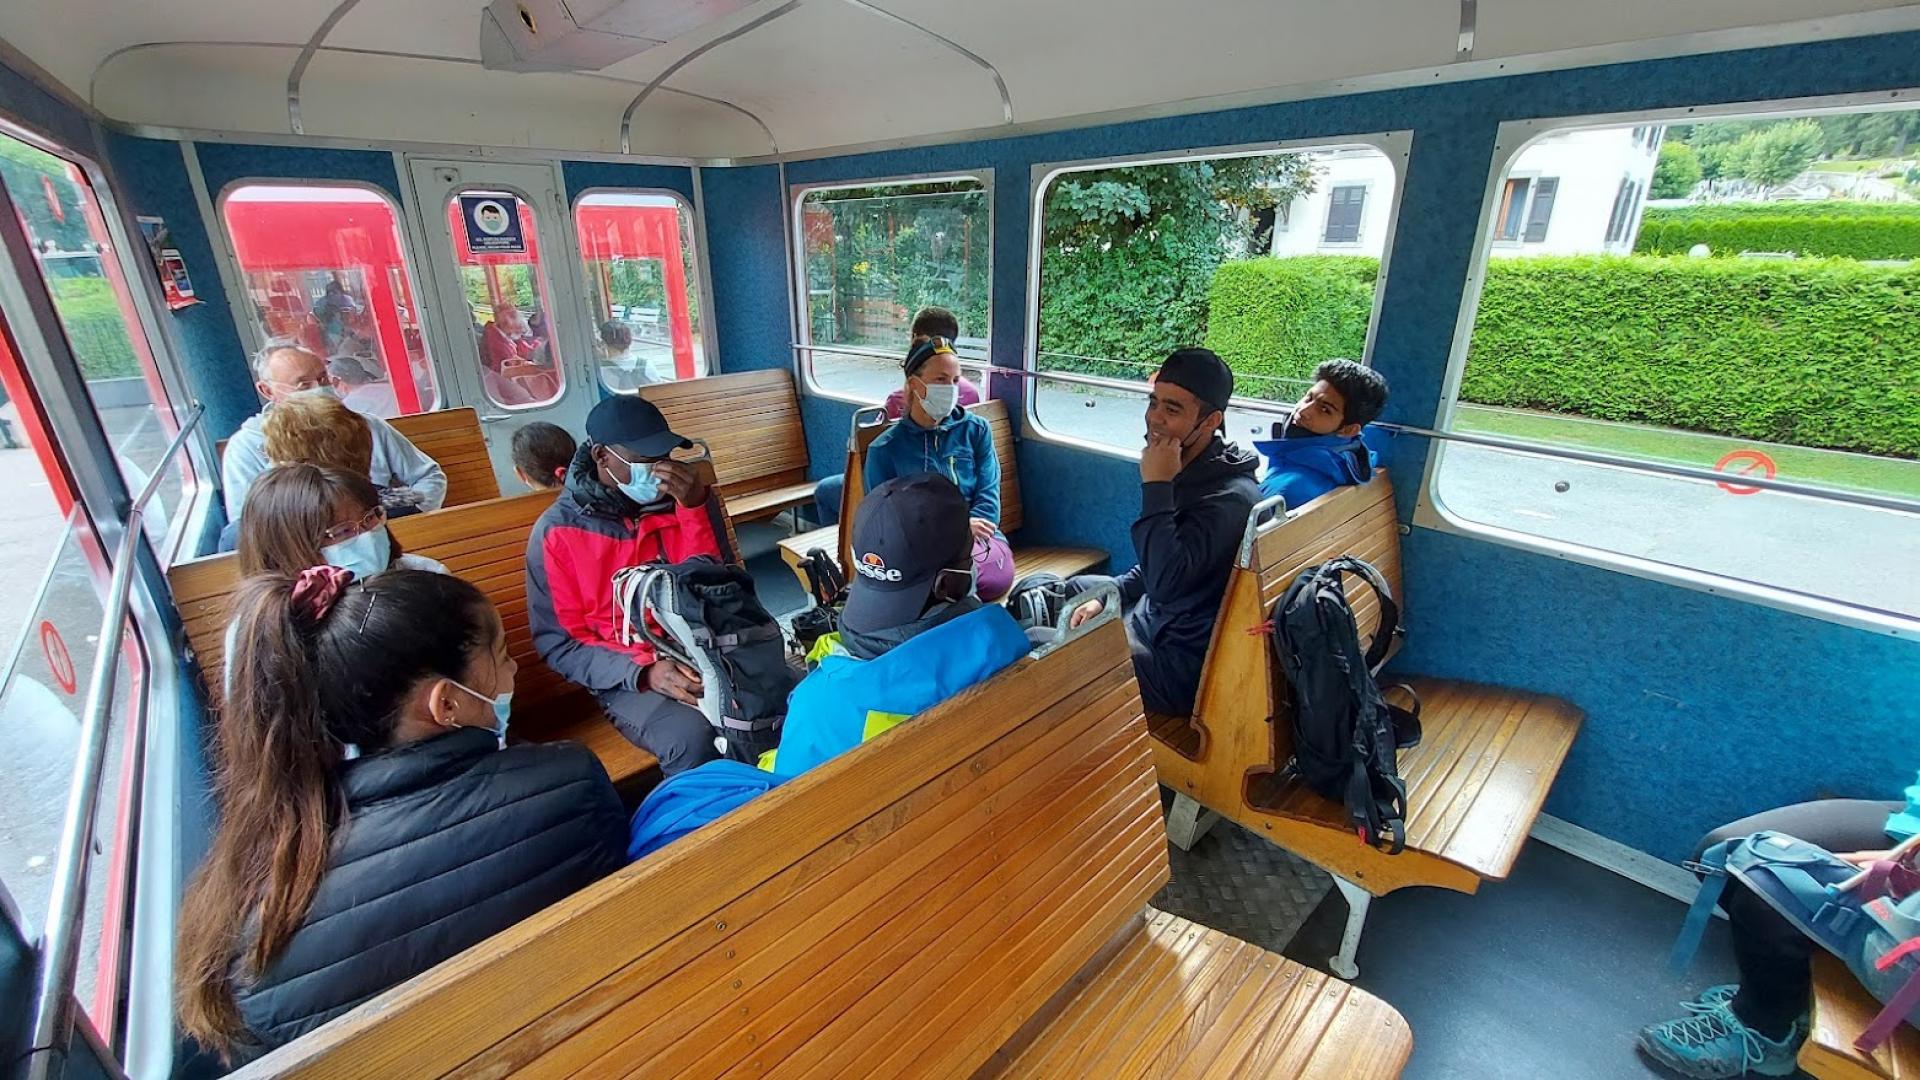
800 394 858 483
100 133 256 443
699 165 790 374
192 143 404 202
0 56 96 158
561 160 694 204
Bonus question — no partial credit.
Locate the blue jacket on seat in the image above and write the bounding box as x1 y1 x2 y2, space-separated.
771 604 1030 779
863 406 1002 527
1251 430 1377 510
627 760 784 861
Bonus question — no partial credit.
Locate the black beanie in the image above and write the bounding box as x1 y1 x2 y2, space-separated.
1155 348 1233 414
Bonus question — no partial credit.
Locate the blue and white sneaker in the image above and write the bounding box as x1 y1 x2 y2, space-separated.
1683 984 1740 1013
1637 1000 1806 1079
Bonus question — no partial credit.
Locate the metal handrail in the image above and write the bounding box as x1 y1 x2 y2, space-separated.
789 344 1920 518
28 406 201 1080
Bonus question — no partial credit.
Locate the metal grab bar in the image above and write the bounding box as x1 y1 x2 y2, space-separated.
28 406 201 1079
790 344 1920 518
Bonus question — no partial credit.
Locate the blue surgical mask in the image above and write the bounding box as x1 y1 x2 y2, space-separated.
608 449 662 505
294 384 340 402
320 526 391 580
451 679 513 747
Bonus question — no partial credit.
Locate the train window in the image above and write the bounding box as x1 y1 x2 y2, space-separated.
443 190 565 409
794 175 991 402
0 130 197 555
572 190 707 393
1428 104 1920 623
1028 141 1401 453
219 183 438 418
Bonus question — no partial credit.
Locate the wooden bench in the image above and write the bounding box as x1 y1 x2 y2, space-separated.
1149 472 1584 978
639 370 814 524
1801 953 1920 1079
226 617 1411 1080
217 407 501 510
387 407 501 508
777 398 1107 592
165 490 663 803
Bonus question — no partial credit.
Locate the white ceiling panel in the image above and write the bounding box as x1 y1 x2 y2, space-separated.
328 0 489 61
1472 0 1920 61
93 44 297 136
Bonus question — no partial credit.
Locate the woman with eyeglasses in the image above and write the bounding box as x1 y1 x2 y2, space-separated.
176 566 626 1061
223 465 447 691
861 336 1013 600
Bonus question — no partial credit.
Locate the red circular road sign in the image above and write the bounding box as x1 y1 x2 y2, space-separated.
40 620 76 695
1715 449 1777 495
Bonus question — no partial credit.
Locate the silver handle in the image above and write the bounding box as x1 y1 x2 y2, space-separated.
1237 495 1289 569
479 413 512 423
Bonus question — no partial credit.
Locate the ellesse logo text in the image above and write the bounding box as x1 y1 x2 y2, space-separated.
856 552 902 582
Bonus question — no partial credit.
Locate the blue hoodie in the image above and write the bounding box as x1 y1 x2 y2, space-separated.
626 760 784 861
864 406 1002 527
772 604 1030 779
1251 430 1376 510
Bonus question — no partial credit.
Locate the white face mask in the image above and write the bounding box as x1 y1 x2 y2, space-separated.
292 384 339 402
919 382 960 418
320 526 391 581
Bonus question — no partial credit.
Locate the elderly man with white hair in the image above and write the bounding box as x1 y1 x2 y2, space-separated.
220 343 446 522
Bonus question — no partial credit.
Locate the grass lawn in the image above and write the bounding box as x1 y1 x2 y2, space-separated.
1452 405 1920 500
1806 158 1901 174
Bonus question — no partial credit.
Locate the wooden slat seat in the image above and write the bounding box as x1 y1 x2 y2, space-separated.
165 489 661 801
1148 472 1582 973
640 370 812 524
776 399 1105 598
227 620 1410 1080
1802 953 1920 1079
387 407 501 508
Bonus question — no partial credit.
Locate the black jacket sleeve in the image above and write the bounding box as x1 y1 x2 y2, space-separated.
1129 480 1244 607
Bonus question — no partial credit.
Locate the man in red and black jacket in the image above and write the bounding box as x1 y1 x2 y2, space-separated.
526 396 728 775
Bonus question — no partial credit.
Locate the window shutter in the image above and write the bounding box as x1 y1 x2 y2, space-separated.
1522 178 1558 242
1323 185 1365 244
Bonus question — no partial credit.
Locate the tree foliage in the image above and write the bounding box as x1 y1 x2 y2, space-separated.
1728 121 1826 189
0 137 93 252
1651 141 1703 199
801 181 989 349
1036 154 1319 376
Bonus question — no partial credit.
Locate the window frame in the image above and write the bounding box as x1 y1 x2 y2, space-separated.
1417 90 1920 640
787 168 995 404
1022 130 1412 461
214 177 443 412
569 185 714 390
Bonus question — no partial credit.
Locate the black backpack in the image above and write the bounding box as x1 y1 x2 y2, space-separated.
1005 572 1074 633
791 548 846 658
612 557 801 763
1271 556 1423 854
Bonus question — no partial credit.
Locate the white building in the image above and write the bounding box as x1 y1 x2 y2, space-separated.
1269 127 1663 259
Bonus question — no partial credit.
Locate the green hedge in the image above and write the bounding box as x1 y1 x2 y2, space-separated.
1635 201 1920 260
1204 254 1920 457
47 276 141 380
1203 257 1378 396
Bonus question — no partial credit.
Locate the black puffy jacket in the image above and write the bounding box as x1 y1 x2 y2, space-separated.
231 727 627 1052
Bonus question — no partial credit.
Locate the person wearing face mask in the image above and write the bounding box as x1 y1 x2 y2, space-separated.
768 474 1031 779
1063 348 1259 717
860 337 1013 601
525 395 729 775
175 566 626 1061
1251 359 1389 511
221 344 447 523
222 465 447 692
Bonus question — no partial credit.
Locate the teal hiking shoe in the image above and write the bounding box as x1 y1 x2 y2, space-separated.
1637 1000 1806 1079
1683 984 1739 1012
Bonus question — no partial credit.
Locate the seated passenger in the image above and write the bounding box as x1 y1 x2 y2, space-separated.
526 395 728 775
1065 348 1258 716
772 474 1030 779
175 567 626 1060
861 337 1013 601
223 344 446 523
479 301 538 371
260 390 424 519
224 464 448 687
1640 784 1919 1078
511 421 577 492
811 306 982 526
327 353 399 420
1252 359 1389 509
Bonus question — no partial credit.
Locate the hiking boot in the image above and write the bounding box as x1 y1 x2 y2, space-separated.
1637 1000 1806 1078
1683 984 1740 1012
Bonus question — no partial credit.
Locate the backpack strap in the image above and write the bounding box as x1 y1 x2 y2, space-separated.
1856 959 1920 1053
1318 556 1402 673
1672 840 1737 972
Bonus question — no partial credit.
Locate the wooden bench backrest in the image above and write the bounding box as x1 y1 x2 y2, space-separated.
231 619 1163 1079
640 370 809 499
1173 473 1401 763
387 408 500 508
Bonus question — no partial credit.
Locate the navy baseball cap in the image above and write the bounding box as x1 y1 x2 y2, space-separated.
1155 348 1234 414
585 395 690 459
841 474 972 635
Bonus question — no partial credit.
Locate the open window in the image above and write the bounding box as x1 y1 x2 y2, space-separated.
1027 138 1405 454
794 175 991 403
573 190 706 393
1425 101 1920 626
220 182 438 418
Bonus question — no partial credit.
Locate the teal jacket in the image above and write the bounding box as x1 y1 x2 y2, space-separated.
864 407 1002 526
1891 771 1920 841
771 605 1030 779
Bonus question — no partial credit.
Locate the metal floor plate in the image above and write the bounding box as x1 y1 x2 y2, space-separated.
1152 793 1333 955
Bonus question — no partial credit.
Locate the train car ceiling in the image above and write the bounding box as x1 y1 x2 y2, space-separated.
2 0 1917 157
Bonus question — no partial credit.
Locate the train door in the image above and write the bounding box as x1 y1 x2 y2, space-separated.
405 159 593 486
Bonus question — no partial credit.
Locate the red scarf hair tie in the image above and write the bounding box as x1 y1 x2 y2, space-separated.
290 565 354 624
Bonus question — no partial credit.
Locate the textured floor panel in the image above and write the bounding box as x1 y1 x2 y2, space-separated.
1151 793 1333 955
